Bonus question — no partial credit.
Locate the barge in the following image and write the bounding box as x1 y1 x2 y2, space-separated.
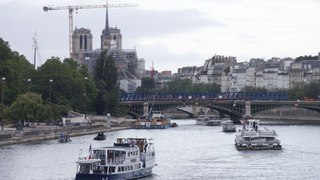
135 111 172 129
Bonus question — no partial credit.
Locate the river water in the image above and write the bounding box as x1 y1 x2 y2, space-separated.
1 119 320 180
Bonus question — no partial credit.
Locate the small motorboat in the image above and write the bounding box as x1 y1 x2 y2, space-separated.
222 120 236 132
58 133 72 143
171 122 178 127
94 132 106 141
196 114 221 126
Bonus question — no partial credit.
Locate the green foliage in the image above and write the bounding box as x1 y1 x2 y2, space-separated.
0 38 14 61
94 50 118 90
94 50 121 116
158 79 220 94
0 38 35 105
135 77 156 93
33 57 97 114
240 86 269 93
295 55 318 62
288 80 320 100
5 92 49 122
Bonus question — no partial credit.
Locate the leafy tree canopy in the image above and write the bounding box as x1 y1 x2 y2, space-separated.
5 92 49 123
94 50 121 116
158 79 220 94
135 77 156 94
0 38 35 105
295 55 318 62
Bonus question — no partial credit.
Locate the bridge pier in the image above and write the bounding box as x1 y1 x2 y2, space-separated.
245 101 252 118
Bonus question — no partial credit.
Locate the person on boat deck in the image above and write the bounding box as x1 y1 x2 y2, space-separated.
144 143 148 152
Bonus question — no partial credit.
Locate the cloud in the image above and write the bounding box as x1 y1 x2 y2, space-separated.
135 42 206 73
73 7 224 39
111 8 224 38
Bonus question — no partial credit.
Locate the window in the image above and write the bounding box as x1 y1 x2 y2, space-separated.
109 166 115 173
84 35 87 50
80 35 83 49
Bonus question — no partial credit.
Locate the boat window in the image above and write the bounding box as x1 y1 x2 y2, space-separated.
78 165 90 174
109 166 115 173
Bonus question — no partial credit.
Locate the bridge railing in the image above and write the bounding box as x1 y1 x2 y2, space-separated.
120 92 288 102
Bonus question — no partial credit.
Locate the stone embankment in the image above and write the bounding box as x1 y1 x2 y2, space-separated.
253 107 320 123
0 121 133 147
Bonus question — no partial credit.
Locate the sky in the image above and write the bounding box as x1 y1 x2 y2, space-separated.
1 0 320 73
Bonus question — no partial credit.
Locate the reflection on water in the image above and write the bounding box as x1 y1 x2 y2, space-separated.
1 120 320 180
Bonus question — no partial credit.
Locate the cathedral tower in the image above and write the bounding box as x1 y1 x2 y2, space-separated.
101 4 122 50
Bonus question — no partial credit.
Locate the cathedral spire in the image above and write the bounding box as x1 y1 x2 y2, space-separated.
104 1 110 36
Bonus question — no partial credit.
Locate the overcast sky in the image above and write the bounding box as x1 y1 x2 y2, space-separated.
1 0 320 72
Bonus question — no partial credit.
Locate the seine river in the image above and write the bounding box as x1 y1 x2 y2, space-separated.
1 120 320 180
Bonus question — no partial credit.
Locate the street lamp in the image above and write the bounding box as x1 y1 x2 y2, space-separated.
1 77 5 105
48 79 53 122
49 79 53 104
27 78 31 92
1 77 6 130
84 77 88 120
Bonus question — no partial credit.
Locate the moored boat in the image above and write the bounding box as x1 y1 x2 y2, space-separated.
75 138 156 180
235 119 282 150
57 133 71 143
135 111 172 129
222 120 236 132
93 132 106 141
196 114 221 126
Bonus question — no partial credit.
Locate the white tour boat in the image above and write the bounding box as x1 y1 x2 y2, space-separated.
222 120 236 132
235 119 282 150
75 138 156 180
196 114 221 126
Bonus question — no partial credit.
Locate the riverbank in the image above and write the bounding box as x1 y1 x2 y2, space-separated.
0 122 132 147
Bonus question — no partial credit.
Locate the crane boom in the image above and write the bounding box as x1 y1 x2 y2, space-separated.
43 3 138 58
43 3 137 11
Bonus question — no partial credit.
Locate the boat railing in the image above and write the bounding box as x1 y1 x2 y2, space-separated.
106 157 125 165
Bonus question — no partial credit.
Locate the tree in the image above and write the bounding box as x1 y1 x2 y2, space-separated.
158 79 221 94
4 92 52 129
0 38 35 105
240 86 268 93
34 57 97 114
94 50 121 116
135 77 156 93
288 80 320 100
295 55 318 62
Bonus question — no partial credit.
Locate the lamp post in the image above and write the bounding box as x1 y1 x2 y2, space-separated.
27 78 31 92
84 77 88 120
1 77 5 105
49 79 53 122
49 79 53 104
1 77 6 130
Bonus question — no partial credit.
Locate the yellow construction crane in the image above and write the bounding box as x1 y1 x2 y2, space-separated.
43 2 138 58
